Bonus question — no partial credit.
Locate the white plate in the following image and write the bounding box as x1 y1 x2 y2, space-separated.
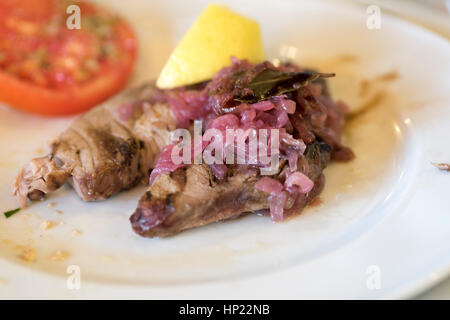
0 0 449 299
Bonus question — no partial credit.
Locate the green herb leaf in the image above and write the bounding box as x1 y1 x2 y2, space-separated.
235 69 335 103
4 208 20 219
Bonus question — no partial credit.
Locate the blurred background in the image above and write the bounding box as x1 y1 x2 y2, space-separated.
357 0 450 38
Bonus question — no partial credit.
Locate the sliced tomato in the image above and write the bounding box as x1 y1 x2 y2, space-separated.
0 0 137 116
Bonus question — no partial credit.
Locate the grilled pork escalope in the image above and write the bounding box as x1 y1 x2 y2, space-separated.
129 59 353 237
13 59 353 238
131 141 331 237
13 84 177 207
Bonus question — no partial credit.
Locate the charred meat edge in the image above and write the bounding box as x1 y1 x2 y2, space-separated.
12 83 177 207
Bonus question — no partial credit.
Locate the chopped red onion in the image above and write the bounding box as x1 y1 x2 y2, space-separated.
167 90 210 128
149 144 186 185
251 100 275 111
207 113 240 131
280 131 306 152
285 149 299 172
255 177 283 195
148 57 351 209
268 192 287 221
240 108 256 124
274 109 289 128
273 97 296 114
285 172 314 193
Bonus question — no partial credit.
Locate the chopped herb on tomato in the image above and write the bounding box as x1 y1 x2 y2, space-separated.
0 0 137 115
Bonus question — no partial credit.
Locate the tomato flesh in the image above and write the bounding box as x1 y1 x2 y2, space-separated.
0 0 137 115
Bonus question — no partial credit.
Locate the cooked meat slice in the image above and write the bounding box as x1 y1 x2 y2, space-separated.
130 166 266 238
130 141 331 238
12 83 177 207
13 156 70 208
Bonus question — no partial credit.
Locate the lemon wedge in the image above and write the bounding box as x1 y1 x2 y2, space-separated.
156 4 265 89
